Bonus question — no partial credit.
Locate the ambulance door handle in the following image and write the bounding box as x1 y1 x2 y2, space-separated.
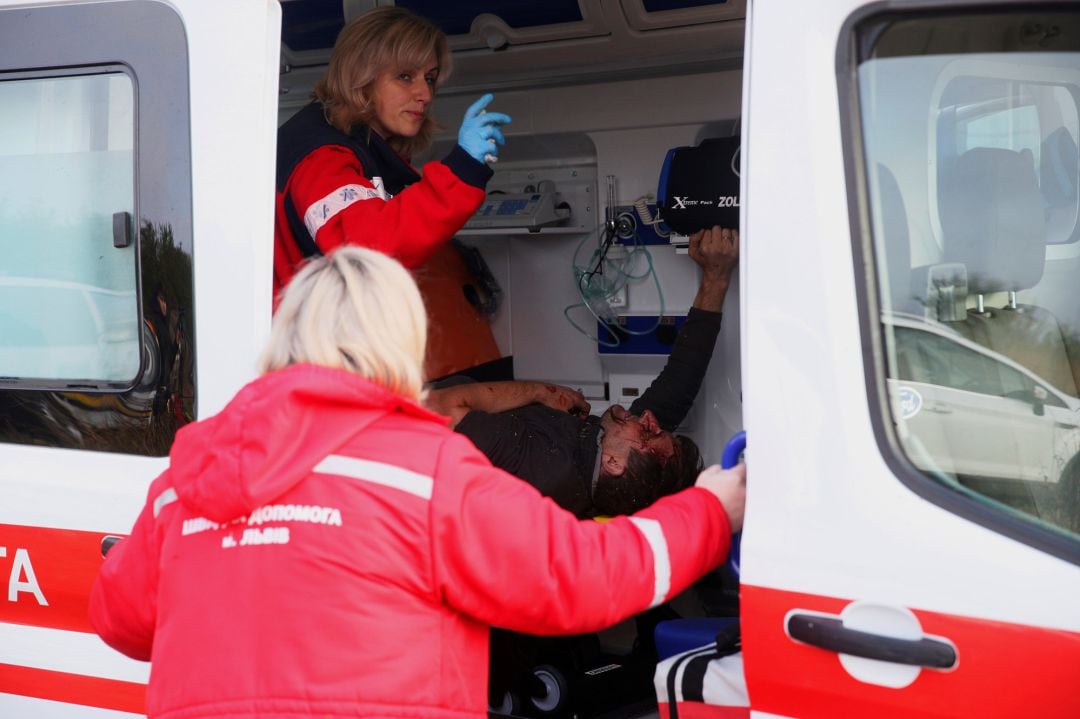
101 535 122 557
786 613 957 669
112 211 133 248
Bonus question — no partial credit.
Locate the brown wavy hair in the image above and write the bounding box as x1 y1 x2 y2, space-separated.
314 7 451 157
592 434 704 516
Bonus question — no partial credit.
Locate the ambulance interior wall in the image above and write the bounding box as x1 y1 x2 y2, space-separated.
278 69 745 466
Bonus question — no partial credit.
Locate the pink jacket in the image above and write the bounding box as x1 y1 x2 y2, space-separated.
90 364 732 719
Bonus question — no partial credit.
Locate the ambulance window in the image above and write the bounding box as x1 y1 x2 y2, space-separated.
850 8 1080 554
943 78 1079 246
0 1 193 457
959 102 1040 155
0 71 138 384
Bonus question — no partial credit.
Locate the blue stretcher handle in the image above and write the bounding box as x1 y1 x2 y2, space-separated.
720 430 746 578
721 430 746 470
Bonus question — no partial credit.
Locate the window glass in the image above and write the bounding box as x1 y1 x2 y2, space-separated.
858 38 1080 538
961 102 1040 157
892 323 1066 408
945 79 1079 245
0 72 137 385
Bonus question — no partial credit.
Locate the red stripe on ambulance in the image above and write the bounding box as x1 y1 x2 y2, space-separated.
741 584 1080 718
658 702 749 719
0 523 117 634
0 662 145 714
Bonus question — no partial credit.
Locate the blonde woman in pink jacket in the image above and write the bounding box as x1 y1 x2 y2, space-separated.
90 245 746 719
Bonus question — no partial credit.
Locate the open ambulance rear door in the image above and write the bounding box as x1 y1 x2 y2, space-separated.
739 1 1080 716
0 1 280 715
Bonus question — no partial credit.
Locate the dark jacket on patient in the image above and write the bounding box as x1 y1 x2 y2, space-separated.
455 307 723 517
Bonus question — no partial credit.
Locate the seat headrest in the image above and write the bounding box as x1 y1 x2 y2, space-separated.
940 147 1046 293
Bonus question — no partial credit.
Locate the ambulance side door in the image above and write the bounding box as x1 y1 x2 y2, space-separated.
739 2 1080 717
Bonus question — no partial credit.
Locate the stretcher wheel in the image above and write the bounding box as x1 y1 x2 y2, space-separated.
488 689 520 716
528 665 568 714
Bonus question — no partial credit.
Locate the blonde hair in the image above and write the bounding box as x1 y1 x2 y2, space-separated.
260 247 428 402
314 6 451 157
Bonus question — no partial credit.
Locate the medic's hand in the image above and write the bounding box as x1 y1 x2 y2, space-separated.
694 463 746 533
458 93 512 163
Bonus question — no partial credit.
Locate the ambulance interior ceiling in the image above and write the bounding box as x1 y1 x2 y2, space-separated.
278 0 747 446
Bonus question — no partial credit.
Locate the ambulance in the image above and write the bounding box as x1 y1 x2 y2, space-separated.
1 1 1078 717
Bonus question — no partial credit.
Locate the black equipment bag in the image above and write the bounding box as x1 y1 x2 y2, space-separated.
657 136 741 235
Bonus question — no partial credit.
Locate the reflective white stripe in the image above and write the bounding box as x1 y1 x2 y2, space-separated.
0 695 143 719
302 182 386 237
629 517 671 608
0 623 150 684
313 455 433 500
152 487 178 518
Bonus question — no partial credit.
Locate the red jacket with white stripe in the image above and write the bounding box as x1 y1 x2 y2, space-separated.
273 102 492 298
89 364 732 719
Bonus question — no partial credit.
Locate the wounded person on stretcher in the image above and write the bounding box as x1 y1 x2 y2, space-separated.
426 225 739 518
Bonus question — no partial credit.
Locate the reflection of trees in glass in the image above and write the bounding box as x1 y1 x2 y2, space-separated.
139 221 195 427
140 221 193 317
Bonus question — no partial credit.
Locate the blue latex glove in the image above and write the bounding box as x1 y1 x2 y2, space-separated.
457 93 512 164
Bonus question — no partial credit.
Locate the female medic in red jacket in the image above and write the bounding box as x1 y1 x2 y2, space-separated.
90 246 746 719
274 6 511 379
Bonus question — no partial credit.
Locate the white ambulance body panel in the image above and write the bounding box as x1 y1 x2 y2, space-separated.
0 0 1077 717
0 0 279 714
739 2 1079 715
743 0 1077 608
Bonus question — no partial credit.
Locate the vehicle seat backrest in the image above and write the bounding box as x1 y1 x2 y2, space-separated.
939 147 1078 397
1041 126 1079 210
876 164 917 314
1040 127 1080 244
958 304 1078 397
877 164 968 322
